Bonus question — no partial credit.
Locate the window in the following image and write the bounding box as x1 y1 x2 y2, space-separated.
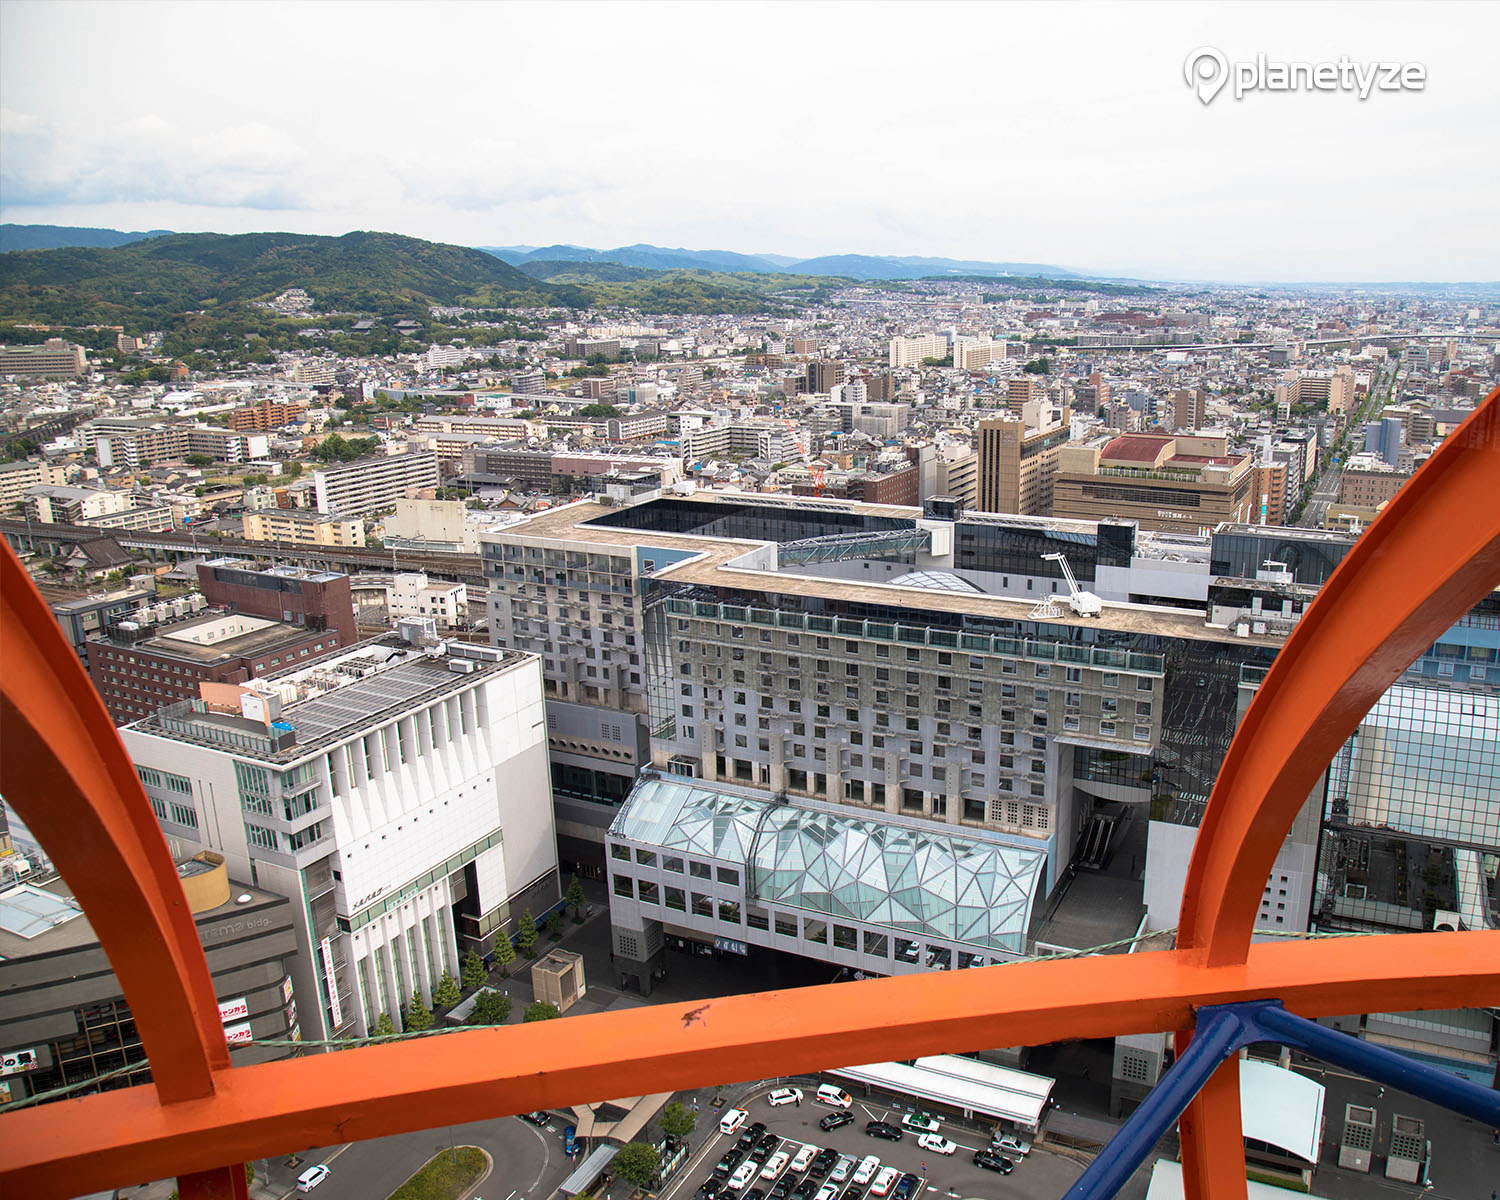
635 848 656 867
610 843 630 861
775 913 798 937
665 886 686 911
638 880 659 904
718 900 741 924
716 866 739 886
613 874 634 898
663 855 684 874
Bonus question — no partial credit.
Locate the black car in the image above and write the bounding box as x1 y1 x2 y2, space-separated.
792 1180 818 1200
973 1149 1015 1174
749 1142 772 1164
758 1131 780 1152
749 1121 768 1139
698 1180 725 1200
811 1149 838 1175
714 1150 741 1176
739 1131 758 1151
769 1182 793 1200
744 1190 766 1200
819 1111 854 1132
893 1173 920 1200
864 1120 903 1141
518 1111 549 1126
843 1189 865 1200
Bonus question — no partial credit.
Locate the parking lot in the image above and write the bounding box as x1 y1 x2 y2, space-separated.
662 1088 1083 1200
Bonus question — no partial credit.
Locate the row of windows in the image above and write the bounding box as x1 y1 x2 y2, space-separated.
148 795 199 829
136 765 193 796
611 875 1006 966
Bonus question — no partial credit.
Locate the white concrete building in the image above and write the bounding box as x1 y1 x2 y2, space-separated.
120 638 558 1039
391 571 469 629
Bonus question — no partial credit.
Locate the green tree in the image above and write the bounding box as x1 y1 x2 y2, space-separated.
523 1001 561 1023
611 1142 660 1187
404 990 434 1032
493 934 516 978
658 1100 696 1144
577 402 619 417
185 453 214 468
547 910 565 941
566 874 586 922
517 908 538 957
372 1011 397 1038
1023 356 1051 374
461 948 487 991
469 990 512 1025
433 970 461 1009
281 460 303 479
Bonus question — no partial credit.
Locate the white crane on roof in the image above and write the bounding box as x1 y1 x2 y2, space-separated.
1042 552 1103 618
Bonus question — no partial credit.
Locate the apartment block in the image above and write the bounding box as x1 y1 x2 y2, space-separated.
119 639 558 1039
227 398 309 432
888 333 948 368
241 509 367 548
0 339 87 377
0 458 68 512
1339 455 1410 508
310 451 439 515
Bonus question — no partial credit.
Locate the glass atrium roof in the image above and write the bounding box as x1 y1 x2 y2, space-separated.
611 778 1047 952
888 569 986 593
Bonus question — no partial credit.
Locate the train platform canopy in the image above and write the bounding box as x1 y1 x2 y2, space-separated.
832 1053 1055 1131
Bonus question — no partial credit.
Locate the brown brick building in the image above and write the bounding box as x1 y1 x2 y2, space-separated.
196 559 357 645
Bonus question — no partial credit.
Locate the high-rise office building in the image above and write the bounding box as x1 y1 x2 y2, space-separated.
120 637 558 1039
976 407 1070 515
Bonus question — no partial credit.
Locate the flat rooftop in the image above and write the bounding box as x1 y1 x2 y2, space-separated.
120 612 318 664
494 499 1283 648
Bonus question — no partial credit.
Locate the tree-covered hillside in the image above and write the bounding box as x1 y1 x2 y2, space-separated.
0 230 580 328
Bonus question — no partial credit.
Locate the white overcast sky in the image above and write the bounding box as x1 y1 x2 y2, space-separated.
1 0 1495 281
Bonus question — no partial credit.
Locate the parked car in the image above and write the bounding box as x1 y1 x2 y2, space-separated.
295 1165 330 1193
810 1148 838 1176
768 1087 804 1107
864 1121 903 1141
721 1108 749 1135
815 1185 839 1200
991 1132 1030 1157
760 1151 790 1179
916 1133 956 1155
792 1180 818 1200
900 1112 939 1134
852 1155 881 1185
893 1173 920 1200
744 1191 766 1200
819 1111 854 1132
789 1143 819 1173
697 1180 724 1200
518 1111 549 1126
768 1182 793 1200
868 1166 900 1197
749 1121 768 1140
843 1189 864 1200
972 1149 1014 1174
757 1131 780 1152
815 1084 852 1108
829 1155 855 1183
729 1161 760 1191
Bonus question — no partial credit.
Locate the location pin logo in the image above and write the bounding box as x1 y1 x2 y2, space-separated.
1184 47 1230 105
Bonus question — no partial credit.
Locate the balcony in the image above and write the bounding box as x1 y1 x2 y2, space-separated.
0 392 1497 1200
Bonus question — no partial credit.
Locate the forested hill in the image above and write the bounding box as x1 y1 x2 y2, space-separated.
0 230 579 327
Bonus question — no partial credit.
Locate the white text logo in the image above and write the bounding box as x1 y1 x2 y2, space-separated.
1184 48 1426 104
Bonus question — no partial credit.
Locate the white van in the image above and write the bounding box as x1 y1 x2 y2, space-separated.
815 1084 852 1108
720 1107 749 1135
296 1164 330 1192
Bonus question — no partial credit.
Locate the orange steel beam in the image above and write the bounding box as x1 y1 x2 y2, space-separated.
1176 1052 1245 1200
2 931 1495 1196
0 541 230 1103
1178 388 1500 968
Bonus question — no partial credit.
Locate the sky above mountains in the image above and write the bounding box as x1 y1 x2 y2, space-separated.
1 1 1495 283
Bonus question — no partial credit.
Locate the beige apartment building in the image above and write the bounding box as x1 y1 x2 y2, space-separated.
1338 456 1409 508
1051 433 1256 535
241 509 366 548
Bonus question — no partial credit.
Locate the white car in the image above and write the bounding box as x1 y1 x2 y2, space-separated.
900 1112 939 1134
869 1166 901 1197
767 1086 803 1107
814 1186 838 1200
760 1151 790 1179
830 1155 855 1183
852 1155 881 1185
729 1161 759 1190
916 1133 957 1155
295 1164 330 1193
789 1143 818 1172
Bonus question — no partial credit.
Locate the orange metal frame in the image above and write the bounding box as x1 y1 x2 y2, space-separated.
2 389 1497 1200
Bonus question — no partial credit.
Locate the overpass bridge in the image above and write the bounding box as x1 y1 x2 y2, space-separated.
0 518 488 587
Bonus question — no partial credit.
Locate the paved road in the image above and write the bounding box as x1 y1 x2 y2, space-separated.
245 1111 576 1200
658 1089 1082 1200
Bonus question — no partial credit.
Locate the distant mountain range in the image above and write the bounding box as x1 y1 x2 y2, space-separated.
481 243 1087 281
0 224 174 253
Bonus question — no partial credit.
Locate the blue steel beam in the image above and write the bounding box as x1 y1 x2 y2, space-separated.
1064 999 1500 1200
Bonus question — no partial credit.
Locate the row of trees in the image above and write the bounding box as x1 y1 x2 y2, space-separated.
367 876 589 1035
607 1100 700 1186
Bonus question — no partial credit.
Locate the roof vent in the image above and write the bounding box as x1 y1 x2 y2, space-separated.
235 893 253 905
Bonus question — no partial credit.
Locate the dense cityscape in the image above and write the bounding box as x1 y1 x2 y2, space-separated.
1 4 1496 1200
